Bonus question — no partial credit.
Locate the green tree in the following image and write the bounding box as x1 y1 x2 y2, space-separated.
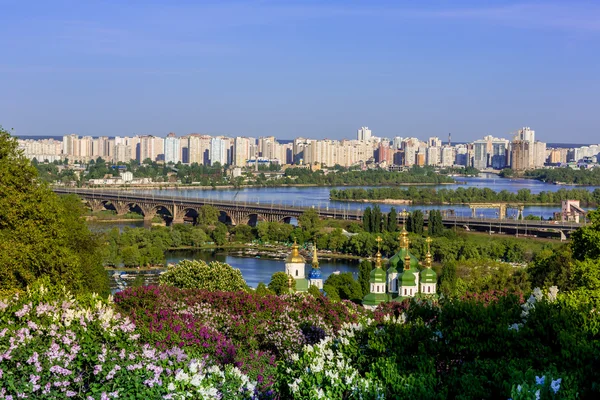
571 209 600 261
358 260 372 297
323 272 363 302
255 282 274 295
298 208 322 237
269 271 295 295
159 259 248 291
198 205 220 226
211 222 229 245
232 224 254 243
387 207 398 232
121 245 141 267
439 261 457 298
372 205 383 233
0 127 109 296
409 210 424 234
308 285 321 297
428 210 444 236
363 207 372 233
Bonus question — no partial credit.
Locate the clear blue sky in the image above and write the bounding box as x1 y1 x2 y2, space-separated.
1 0 599 143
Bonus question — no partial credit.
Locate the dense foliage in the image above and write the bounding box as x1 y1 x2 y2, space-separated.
278 288 595 399
159 259 249 292
524 167 600 185
0 127 108 296
330 186 600 206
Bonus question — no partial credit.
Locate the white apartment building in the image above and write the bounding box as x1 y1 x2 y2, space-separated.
426 146 441 166
164 133 180 164
357 127 372 142
210 137 229 166
440 146 455 167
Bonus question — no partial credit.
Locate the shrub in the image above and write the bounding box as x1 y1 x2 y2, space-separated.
159 259 248 292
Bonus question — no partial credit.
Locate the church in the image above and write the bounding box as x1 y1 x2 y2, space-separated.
285 239 322 292
283 227 437 308
363 229 438 310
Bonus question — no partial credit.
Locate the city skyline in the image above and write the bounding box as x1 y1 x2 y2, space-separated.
18 126 600 171
3 1 600 141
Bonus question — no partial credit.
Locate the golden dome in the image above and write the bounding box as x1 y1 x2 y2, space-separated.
399 228 410 250
312 244 319 268
286 239 306 263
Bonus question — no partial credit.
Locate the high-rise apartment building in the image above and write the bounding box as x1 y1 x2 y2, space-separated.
440 146 455 167
490 140 509 169
426 146 441 166
164 133 180 164
511 140 531 170
188 134 211 165
357 127 372 142
210 137 229 166
428 137 442 148
234 137 252 166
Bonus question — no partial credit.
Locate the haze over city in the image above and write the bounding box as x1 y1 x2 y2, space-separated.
2 0 600 142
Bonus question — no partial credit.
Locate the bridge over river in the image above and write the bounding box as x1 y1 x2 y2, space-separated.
53 188 583 239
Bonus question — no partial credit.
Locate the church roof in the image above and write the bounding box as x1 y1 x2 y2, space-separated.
308 268 322 279
420 267 437 283
285 239 306 263
370 267 387 283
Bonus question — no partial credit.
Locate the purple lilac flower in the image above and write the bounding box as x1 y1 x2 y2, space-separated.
15 303 31 318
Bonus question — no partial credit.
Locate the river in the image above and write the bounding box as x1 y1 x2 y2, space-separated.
130 174 599 219
109 250 359 294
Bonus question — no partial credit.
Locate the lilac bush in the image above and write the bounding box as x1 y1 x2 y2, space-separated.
0 280 263 399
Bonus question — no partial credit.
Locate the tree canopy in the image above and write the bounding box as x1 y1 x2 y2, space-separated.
159 259 248 292
0 127 109 296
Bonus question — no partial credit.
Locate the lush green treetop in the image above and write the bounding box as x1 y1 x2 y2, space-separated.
0 127 108 296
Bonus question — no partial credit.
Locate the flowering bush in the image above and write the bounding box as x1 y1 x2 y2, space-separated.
159 260 249 292
114 285 366 390
510 372 579 400
0 280 264 399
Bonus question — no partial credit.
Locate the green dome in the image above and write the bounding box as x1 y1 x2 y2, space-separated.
399 269 417 286
420 268 437 284
388 248 419 271
386 264 398 274
370 267 387 283
363 292 388 307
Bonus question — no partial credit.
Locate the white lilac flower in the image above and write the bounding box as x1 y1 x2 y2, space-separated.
547 286 559 302
508 323 521 332
535 376 545 386
535 389 540 400
551 378 562 393
532 287 544 302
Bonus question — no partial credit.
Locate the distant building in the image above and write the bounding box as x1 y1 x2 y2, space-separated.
357 126 372 142
164 133 180 164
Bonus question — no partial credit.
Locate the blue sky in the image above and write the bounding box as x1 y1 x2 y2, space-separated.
1 0 599 143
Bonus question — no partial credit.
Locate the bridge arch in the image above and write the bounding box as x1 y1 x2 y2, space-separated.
278 216 299 226
246 213 266 227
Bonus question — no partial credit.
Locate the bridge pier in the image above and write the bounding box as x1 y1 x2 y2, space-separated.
112 201 130 215
88 199 105 213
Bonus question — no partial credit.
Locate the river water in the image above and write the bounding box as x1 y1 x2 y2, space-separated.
131 174 599 219
109 250 359 294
